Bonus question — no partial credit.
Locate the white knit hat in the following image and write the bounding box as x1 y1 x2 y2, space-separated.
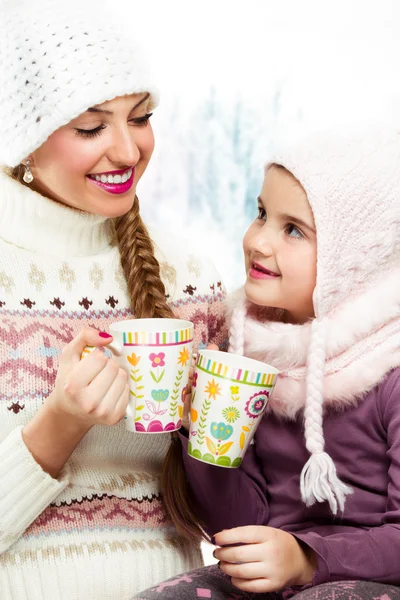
0 0 160 167
230 126 400 513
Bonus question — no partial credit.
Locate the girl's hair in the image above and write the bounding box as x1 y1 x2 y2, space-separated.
9 165 205 541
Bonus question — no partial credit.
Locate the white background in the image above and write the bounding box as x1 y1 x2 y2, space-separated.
133 0 400 291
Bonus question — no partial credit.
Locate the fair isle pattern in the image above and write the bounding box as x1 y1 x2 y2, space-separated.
24 494 171 539
0 294 226 407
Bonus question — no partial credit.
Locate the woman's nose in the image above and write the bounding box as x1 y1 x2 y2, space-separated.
107 128 140 167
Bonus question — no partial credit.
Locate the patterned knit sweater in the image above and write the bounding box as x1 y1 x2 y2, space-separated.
0 172 227 600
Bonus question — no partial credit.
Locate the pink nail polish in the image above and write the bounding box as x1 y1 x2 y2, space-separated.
99 331 112 338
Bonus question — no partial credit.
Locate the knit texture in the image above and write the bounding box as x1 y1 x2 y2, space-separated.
0 170 227 599
0 0 159 167
229 127 400 514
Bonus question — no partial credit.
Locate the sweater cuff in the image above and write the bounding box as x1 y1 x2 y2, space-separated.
0 426 69 551
292 532 330 586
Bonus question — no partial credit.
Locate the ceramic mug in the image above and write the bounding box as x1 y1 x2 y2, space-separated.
82 318 194 433
188 349 279 467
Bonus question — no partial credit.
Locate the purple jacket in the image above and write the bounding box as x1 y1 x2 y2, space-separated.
181 368 400 586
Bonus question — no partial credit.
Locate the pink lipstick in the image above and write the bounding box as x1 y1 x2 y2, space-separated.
87 167 135 195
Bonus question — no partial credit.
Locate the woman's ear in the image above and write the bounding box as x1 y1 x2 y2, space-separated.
21 154 35 167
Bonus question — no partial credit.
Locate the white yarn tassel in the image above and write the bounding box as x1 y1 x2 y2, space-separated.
300 450 353 514
301 319 353 514
228 298 247 355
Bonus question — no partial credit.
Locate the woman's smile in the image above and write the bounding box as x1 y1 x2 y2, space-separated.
87 166 134 195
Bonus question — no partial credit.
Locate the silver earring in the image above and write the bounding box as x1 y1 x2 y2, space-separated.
23 160 34 184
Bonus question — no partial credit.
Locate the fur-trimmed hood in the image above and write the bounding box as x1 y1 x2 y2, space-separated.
228 268 400 420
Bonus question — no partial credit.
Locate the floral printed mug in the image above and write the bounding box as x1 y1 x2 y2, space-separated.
188 349 279 467
106 318 194 433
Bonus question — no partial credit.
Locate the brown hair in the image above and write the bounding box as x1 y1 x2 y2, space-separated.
10 164 27 186
114 197 207 541
9 163 206 541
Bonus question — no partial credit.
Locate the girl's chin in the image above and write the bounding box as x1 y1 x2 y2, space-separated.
244 281 275 306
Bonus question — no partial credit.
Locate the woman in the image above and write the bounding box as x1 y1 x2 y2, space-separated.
0 1 226 598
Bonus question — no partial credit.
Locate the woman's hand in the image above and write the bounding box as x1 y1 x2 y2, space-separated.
49 327 129 427
23 328 129 478
214 526 316 593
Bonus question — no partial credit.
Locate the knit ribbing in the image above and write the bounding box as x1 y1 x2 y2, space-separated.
0 171 112 256
0 427 69 553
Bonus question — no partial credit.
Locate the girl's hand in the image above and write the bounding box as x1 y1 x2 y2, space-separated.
214 526 316 593
48 328 129 427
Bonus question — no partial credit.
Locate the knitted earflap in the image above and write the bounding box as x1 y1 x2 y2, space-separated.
230 300 353 514
300 319 353 513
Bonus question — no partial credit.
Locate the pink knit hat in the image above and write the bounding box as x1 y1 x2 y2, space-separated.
229 126 400 513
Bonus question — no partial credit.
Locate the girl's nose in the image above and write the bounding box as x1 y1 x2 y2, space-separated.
248 225 274 257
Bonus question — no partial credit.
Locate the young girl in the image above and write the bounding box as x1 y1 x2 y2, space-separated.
0 1 226 598
135 127 400 600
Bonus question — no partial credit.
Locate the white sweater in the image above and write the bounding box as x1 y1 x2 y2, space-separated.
0 172 227 599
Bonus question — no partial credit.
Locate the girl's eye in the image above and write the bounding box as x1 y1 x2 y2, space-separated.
75 125 106 138
130 112 153 127
257 207 266 220
286 223 304 239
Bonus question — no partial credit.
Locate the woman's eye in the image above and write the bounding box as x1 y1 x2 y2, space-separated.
286 223 304 239
257 207 266 220
75 125 106 138
130 112 153 127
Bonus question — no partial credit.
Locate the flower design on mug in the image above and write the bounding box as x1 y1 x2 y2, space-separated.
245 390 270 419
136 420 179 433
230 385 240 402
127 352 141 367
222 406 240 423
149 352 165 368
177 347 191 367
206 422 234 456
210 422 233 441
151 389 169 402
204 378 222 401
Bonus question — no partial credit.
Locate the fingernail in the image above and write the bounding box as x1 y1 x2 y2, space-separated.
98 331 112 338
